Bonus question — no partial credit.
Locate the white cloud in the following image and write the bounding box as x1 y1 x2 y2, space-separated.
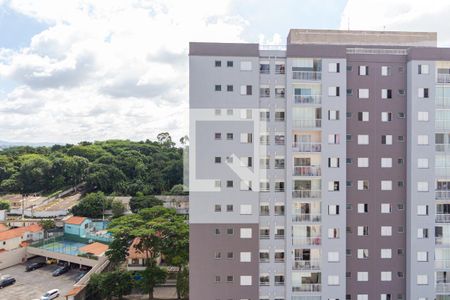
0 0 248 143
341 0 450 46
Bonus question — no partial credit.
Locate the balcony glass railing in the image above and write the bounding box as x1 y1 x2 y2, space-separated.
436 144 450 152
436 283 450 293
292 190 321 199
292 142 321 153
436 214 450 223
435 260 450 269
292 71 321 81
437 74 450 84
436 190 450 199
293 260 321 270
294 95 322 104
293 166 321 176
293 119 322 128
436 120 450 130
436 98 450 109
293 236 321 246
292 284 322 292
435 237 450 245
292 213 322 222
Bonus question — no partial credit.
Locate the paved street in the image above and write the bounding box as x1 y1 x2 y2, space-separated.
0 259 83 300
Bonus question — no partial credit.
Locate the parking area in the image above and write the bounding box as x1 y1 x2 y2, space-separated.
0 258 86 300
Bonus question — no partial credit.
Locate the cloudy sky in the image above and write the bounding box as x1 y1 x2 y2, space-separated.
1 0 450 144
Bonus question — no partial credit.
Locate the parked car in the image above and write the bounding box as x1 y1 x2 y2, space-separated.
0 276 15 288
40 289 59 300
74 271 87 282
46 258 57 265
52 265 69 276
26 262 46 272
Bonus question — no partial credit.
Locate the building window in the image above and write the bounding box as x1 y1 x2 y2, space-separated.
240 61 252 71
214 205 221 212
328 110 340 120
240 85 252 95
240 252 251 262
357 226 369 236
357 180 369 190
226 204 234 212
417 205 429 216
381 112 392 122
215 60 221 67
417 251 428 262
418 135 429 145
328 86 340 97
240 133 253 143
382 89 392 99
357 111 369 122
240 275 252 286
227 60 233 67
240 228 252 239
275 63 285 74
418 64 429 74
381 272 392 281
381 66 391 76
328 205 340 215
381 180 392 191
227 85 233 92
418 88 429 98
327 275 340 286
418 111 429 121
239 204 251 215
215 157 221 163
357 203 368 213
381 226 392 236
328 157 340 168
381 158 392 168
417 158 429 168
357 249 369 259
381 135 393 145
275 110 285 121
328 181 340 191
357 157 369 168
359 65 369 76
260 86 270 97
417 275 428 285
260 62 270 74
215 85 221 91
381 249 392 259
358 89 369 99
381 203 392 213
417 181 428 192
358 135 369 145
226 133 233 140
226 228 234 235
328 62 340 73
357 272 368 281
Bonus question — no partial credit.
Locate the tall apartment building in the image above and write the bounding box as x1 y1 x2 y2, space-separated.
189 29 450 300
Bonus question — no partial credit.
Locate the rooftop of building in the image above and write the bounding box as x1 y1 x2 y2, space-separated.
64 216 87 225
79 242 108 256
288 29 437 47
0 224 42 241
127 237 153 259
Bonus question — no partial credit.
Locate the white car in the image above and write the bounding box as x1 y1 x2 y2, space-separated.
40 289 59 300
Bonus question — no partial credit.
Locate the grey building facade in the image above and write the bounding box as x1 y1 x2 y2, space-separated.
189 29 450 300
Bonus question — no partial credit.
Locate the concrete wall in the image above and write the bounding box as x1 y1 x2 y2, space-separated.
346 54 407 299
406 60 437 299
0 247 29 270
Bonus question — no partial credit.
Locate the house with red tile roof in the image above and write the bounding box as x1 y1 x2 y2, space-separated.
0 224 43 251
126 237 162 271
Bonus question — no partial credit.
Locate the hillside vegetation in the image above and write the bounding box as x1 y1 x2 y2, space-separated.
0 133 184 196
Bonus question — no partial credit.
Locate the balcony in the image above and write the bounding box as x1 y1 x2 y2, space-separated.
293 119 322 129
436 144 450 152
294 95 321 105
435 260 450 269
293 237 321 246
260 234 270 240
436 98 450 109
436 191 450 200
436 283 450 293
437 74 450 84
292 142 321 153
293 260 321 270
292 71 321 81
292 284 321 292
293 166 321 177
275 234 285 240
292 214 321 223
436 237 450 245
292 190 321 199
436 214 450 223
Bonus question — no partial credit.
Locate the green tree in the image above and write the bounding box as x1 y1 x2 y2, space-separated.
38 219 55 238
157 132 175 147
129 194 163 213
0 200 10 211
105 235 130 265
176 266 189 299
111 199 125 217
138 261 167 300
86 271 133 300
70 192 111 218
18 154 52 193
